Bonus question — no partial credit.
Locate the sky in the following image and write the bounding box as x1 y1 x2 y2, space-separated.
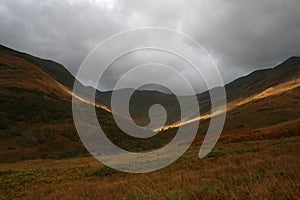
1 0 300 93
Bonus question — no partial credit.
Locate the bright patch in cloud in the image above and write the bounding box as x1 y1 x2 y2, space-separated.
92 0 115 9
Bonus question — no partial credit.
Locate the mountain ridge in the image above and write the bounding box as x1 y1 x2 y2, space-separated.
0 44 299 162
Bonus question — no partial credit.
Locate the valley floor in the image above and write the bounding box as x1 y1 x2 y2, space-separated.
0 134 299 200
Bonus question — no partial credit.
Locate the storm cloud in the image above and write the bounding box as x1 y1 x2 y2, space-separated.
1 0 300 93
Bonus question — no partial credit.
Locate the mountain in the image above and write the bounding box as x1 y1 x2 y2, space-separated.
222 57 300 130
0 45 115 162
0 44 299 162
110 56 300 132
0 45 175 162
0 45 74 123
225 56 300 100
101 56 300 130
161 56 300 135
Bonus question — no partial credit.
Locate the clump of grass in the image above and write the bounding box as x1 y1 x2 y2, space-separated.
133 187 146 200
84 165 117 177
207 148 257 158
233 170 265 186
57 151 80 159
275 171 299 179
0 169 54 199
198 182 223 199
271 139 298 146
167 190 183 200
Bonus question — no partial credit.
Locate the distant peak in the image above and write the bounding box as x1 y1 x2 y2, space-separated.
288 56 300 59
276 56 300 69
285 56 300 62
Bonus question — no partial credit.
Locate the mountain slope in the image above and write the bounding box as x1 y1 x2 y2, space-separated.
225 56 300 101
213 56 300 131
0 45 175 162
0 45 73 123
101 57 300 129
0 44 299 162
0 45 115 162
159 57 300 132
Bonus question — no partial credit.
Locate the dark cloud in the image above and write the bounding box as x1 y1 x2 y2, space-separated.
0 0 125 74
1 0 300 92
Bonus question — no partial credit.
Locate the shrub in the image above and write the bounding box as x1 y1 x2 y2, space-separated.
86 165 117 177
57 151 80 159
20 131 39 146
0 112 9 129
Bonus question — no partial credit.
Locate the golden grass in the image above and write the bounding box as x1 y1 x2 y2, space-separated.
1 44 299 200
159 79 300 131
0 134 299 200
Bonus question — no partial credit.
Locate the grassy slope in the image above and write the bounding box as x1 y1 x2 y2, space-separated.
0 45 177 162
0 45 299 199
0 130 299 199
0 45 88 161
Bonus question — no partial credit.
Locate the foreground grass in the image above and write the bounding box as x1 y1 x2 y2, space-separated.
0 136 299 200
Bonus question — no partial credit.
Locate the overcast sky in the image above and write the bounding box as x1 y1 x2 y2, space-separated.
1 0 300 93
